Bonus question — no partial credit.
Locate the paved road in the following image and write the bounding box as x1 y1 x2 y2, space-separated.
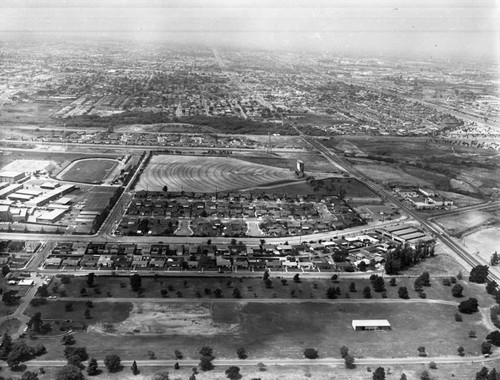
13 353 500 369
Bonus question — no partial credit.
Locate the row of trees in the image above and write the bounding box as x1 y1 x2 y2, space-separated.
384 242 435 275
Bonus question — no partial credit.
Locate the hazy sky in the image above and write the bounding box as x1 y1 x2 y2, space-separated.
0 0 498 59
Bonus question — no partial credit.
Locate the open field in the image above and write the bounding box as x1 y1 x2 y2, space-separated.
26 300 487 361
71 185 118 211
351 162 434 187
115 123 218 134
337 136 500 198
57 158 119 183
464 227 500 259
435 211 498 236
0 101 63 125
134 155 296 192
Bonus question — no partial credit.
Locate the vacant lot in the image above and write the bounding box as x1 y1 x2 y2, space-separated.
58 158 119 183
71 185 118 211
435 210 497 236
135 155 296 192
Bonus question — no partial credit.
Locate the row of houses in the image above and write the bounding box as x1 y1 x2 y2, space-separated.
40 226 431 272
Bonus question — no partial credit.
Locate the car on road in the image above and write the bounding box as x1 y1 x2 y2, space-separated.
48 296 57 299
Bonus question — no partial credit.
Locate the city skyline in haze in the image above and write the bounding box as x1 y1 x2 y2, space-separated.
0 0 498 61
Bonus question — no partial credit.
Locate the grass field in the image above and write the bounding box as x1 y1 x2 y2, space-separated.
28 300 487 361
58 158 119 183
71 186 117 211
435 211 496 235
134 155 296 192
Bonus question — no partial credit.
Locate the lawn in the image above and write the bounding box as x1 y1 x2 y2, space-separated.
59 158 119 183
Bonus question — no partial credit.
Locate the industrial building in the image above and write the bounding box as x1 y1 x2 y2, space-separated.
0 171 25 183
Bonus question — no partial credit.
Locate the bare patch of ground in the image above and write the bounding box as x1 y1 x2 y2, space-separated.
88 303 240 336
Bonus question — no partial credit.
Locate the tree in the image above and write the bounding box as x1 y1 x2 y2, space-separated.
21 371 39 380
87 273 95 287
458 298 479 314
28 312 43 333
372 276 385 292
0 332 13 360
398 286 409 299
400 373 408 380
469 265 489 283
419 272 431 286
486 330 500 346
2 264 10 276
293 274 301 283
469 330 477 338
174 362 180 370
199 356 214 371
199 346 214 359
420 370 430 380
326 287 337 299
389 277 397 287
87 357 99 376
175 349 183 359
481 341 492 355
373 367 385 380
417 346 427 357
64 347 88 362
476 367 490 380
236 347 247 359
340 346 349 358
488 368 498 380
130 274 142 292
130 360 139 375
7 341 34 369
486 280 497 295
344 354 355 369
163 185 168 192
55 365 85 380
104 354 121 372
232 288 241 299
429 361 437 369
457 346 465 356
363 286 372 299
225 366 242 380
349 282 356 292
491 252 499 266
2 290 20 306
62 335 76 346
303 348 319 359
451 283 464 297
84 308 91 319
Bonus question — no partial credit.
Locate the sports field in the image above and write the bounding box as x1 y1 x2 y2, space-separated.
57 158 119 183
135 155 296 192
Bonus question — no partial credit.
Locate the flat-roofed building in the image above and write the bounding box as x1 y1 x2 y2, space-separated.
0 184 23 199
352 319 391 331
0 171 25 183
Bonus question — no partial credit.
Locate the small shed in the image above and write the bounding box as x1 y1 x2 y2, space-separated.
352 319 391 331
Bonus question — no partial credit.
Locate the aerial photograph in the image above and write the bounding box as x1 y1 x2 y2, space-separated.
0 0 498 379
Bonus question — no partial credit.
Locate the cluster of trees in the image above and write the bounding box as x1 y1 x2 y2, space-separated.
0 332 46 370
384 242 435 275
